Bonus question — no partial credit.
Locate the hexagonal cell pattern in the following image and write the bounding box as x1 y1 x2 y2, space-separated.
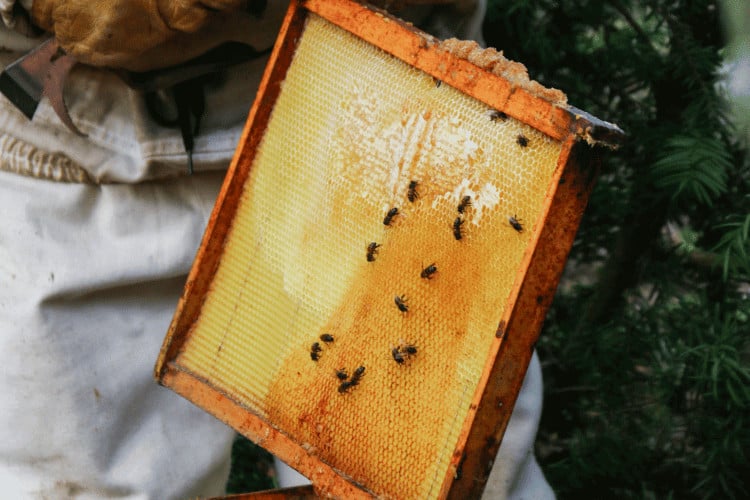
178 14 562 499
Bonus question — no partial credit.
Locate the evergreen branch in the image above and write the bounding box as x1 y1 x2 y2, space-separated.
657 7 713 99
606 0 659 54
663 222 722 272
712 212 750 280
652 134 731 205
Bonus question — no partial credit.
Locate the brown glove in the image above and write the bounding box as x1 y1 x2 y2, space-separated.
30 0 260 71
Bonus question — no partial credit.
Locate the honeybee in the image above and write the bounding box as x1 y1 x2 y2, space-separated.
391 342 418 364
310 341 323 361
383 207 399 226
407 180 420 203
420 263 437 279
391 347 406 364
453 216 464 241
394 295 409 312
457 195 472 214
366 242 380 262
488 110 508 122
320 333 334 343
508 215 523 232
335 369 349 380
516 134 529 147
338 365 365 393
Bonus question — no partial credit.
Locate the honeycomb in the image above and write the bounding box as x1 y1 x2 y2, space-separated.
177 13 563 499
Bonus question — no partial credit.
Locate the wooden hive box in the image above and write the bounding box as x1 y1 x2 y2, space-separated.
155 1 624 498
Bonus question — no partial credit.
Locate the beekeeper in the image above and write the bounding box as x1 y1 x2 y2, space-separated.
0 1 553 498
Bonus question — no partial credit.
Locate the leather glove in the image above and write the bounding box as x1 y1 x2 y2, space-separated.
30 0 263 71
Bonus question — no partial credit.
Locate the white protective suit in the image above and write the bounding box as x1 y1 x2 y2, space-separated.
0 1 554 498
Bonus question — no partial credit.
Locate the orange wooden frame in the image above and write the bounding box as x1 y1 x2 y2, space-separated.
155 1 623 498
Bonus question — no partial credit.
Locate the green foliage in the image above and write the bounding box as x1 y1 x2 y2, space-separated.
713 210 750 280
652 135 731 205
485 0 750 498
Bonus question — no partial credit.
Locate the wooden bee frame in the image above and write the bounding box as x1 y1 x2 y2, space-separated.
156 1 623 498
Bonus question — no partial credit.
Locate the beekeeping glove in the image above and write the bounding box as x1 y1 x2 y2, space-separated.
30 0 262 71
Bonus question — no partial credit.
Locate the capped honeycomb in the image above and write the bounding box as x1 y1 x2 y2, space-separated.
176 13 562 499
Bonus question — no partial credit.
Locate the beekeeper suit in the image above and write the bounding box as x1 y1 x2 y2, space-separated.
0 1 552 498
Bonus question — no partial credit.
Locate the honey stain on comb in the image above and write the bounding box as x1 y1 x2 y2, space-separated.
263 97 536 497
264 186 523 498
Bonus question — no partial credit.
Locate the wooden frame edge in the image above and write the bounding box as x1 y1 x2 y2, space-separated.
209 485 317 499
446 139 600 498
434 133 577 497
162 364 374 499
304 0 624 148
